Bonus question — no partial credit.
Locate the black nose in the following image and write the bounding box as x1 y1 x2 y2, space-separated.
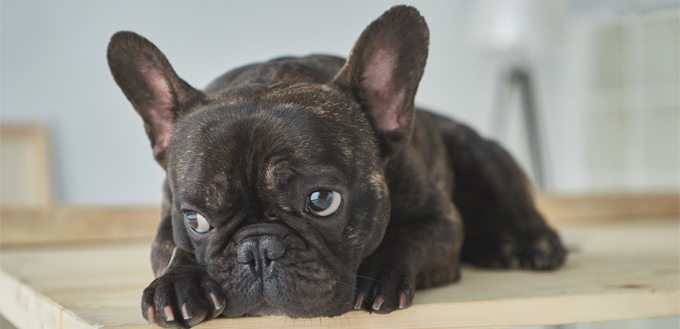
236 235 287 276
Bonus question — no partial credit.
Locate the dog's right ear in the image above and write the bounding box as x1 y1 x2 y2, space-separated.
332 6 428 159
107 31 204 168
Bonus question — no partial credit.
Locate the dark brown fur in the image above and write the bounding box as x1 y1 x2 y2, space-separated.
107 6 566 328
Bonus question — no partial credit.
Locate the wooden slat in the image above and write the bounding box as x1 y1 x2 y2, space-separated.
536 193 680 222
0 194 678 245
0 219 677 328
1 267 93 329
0 207 160 245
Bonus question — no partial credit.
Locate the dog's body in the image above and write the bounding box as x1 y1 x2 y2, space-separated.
108 6 566 328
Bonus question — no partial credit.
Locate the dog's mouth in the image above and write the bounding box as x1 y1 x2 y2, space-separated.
214 262 351 318
209 234 354 318
237 301 287 317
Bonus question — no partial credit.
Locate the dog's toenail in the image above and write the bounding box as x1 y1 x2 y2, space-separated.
163 305 174 322
372 295 384 310
181 303 192 320
210 292 223 310
147 306 155 324
353 294 364 309
398 292 407 309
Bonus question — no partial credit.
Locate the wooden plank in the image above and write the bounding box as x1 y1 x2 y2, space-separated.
0 267 94 329
536 193 680 222
0 219 677 328
1 194 677 245
0 207 160 245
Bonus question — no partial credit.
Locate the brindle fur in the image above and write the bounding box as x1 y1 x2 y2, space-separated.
108 6 566 328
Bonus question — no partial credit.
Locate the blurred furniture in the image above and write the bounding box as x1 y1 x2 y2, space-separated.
584 9 679 191
491 66 547 188
470 0 567 189
0 124 54 207
0 195 677 328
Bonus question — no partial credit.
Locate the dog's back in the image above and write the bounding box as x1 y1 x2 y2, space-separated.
204 55 345 96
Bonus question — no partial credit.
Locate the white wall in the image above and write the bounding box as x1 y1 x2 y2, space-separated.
1 0 677 205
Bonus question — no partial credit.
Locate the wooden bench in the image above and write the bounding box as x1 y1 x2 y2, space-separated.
1 195 678 328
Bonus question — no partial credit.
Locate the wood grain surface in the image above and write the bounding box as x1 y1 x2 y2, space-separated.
1 219 677 328
1 194 677 246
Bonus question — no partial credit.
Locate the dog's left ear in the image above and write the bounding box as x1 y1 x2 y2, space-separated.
333 5 428 158
107 31 204 168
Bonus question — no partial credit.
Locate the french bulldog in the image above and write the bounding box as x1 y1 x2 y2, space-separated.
107 5 566 328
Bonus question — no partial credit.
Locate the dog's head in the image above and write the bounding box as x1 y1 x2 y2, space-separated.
108 5 428 317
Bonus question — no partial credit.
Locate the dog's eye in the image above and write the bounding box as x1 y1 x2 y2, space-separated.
307 190 342 217
184 211 211 233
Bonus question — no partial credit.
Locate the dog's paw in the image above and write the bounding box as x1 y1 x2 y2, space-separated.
518 229 567 270
462 233 518 269
141 268 226 328
462 229 567 271
354 261 415 314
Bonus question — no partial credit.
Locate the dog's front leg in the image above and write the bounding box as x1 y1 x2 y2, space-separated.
354 198 463 314
142 246 226 328
142 181 226 328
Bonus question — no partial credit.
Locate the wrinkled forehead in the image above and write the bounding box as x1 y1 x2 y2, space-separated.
166 96 376 208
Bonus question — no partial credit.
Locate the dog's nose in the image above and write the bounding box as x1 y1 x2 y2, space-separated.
236 235 287 276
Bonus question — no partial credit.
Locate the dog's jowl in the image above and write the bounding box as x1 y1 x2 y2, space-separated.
107 5 566 328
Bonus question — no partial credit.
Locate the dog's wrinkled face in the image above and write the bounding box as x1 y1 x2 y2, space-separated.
107 5 428 318
166 84 389 316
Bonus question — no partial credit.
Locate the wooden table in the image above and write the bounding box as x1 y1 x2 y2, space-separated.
1 217 678 328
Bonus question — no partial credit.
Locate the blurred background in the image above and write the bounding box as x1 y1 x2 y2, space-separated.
1 0 678 206
1 1 678 329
